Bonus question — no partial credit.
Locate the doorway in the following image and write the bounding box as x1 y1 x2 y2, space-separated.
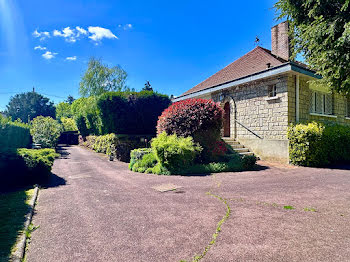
224 102 230 137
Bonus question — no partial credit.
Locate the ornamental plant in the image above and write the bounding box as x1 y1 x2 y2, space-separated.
157 98 224 138
30 116 62 148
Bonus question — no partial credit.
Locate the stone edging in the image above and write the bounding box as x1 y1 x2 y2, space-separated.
10 186 39 262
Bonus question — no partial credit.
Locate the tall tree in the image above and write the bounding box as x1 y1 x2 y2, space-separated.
5 92 55 123
79 57 129 97
275 0 350 94
56 102 72 119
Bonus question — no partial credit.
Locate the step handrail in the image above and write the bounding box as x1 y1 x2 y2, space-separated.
234 119 263 139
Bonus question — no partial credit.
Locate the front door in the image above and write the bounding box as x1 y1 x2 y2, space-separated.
224 102 230 137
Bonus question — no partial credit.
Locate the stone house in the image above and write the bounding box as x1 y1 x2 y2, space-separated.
174 21 350 162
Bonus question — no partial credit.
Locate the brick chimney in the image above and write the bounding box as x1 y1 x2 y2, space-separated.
271 21 290 61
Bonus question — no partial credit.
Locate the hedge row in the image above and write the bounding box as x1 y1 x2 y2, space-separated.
81 134 150 162
288 122 350 167
0 116 31 152
97 91 171 135
0 148 58 189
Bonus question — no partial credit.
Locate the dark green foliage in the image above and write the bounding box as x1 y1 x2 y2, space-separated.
288 122 350 166
4 92 55 123
275 0 350 94
75 115 89 137
0 116 31 152
97 91 171 135
241 155 257 170
0 149 58 189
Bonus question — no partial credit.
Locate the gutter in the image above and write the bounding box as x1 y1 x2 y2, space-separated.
173 62 319 102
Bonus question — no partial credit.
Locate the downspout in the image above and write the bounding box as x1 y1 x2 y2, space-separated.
296 75 300 123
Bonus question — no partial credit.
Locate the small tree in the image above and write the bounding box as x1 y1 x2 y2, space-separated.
30 116 62 148
79 57 129 97
5 92 55 123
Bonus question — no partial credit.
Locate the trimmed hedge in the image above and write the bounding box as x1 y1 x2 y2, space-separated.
0 148 58 189
288 122 350 166
0 116 31 152
97 91 171 135
82 134 149 162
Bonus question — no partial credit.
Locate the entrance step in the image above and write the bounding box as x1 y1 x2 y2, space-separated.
222 138 255 157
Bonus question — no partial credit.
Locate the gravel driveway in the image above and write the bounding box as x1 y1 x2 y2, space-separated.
26 146 350 262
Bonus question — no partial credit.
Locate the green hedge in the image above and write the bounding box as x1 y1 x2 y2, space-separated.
0 116 31 152
0 148 58 189
82 134 147 162
288 122 350 166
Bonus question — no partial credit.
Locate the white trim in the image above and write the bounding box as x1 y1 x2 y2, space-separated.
296 75 300 122
173 64 294 102
265 96 279 101
345 117 350 120
309 113 337 118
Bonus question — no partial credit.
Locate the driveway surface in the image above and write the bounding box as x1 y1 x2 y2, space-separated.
27 146 350 262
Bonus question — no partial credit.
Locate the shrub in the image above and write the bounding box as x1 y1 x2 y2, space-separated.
131 152 158 173
241 154 257 170
0 116 31 152
287 122 350 167
151 132 202 172
97 91 171 135
129 148 152 170
92 133 116 155
30 116 62 148
157 98 223 137
75 115 89 137
60 117 78 131
0 148 58 189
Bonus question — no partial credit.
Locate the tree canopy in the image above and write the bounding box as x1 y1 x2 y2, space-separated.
5 92 56 123
56 102 72 119
275 0 350 94
79 57 129 97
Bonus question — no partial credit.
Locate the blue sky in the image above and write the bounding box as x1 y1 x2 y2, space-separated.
0 0 279 110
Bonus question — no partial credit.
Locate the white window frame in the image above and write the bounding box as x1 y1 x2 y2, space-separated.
268 84 277 98
310 90 334 116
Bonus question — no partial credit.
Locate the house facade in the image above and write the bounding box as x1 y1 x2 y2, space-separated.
174 21 350 162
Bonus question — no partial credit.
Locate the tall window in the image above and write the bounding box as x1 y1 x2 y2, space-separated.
268 84 277 97
310 91 333 115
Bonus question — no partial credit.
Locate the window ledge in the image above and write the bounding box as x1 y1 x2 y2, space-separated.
345 117 350 120
310 113 337 118
265 96 279 101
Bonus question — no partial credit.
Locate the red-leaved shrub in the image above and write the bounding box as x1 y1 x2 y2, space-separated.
156 98 224 137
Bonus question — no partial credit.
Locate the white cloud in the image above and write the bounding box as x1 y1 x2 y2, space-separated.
34 45 46 50
88 26 118 41
65 56 77 61
42 51 57 60
53 27 76 42
76 26 88 36
33 29 50 41
118 24 133 30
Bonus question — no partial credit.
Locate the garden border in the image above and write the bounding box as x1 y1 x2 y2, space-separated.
10 186 39 262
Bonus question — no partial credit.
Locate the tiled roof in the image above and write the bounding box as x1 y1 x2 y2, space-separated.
182 46 289 96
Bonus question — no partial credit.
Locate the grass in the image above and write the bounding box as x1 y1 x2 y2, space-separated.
0 188 34 261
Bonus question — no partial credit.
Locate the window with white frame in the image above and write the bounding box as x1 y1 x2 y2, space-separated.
310 91 333 115
268 84 277 97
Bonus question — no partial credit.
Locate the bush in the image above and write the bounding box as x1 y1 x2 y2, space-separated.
0 116 31 152
82 134 146 162
97 91 171 135
30 116 62 148
157 98 223 137
151 132 202 172
288 122 350 166
241 154 257 170
131 152 158 173
0 148 58 189
129 148 152 170
75 115 89 137
60 117 78 131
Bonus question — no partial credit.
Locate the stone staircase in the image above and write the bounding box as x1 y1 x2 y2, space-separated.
222 137 254 156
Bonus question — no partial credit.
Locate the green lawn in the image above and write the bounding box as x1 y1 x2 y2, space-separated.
0 188 34 262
